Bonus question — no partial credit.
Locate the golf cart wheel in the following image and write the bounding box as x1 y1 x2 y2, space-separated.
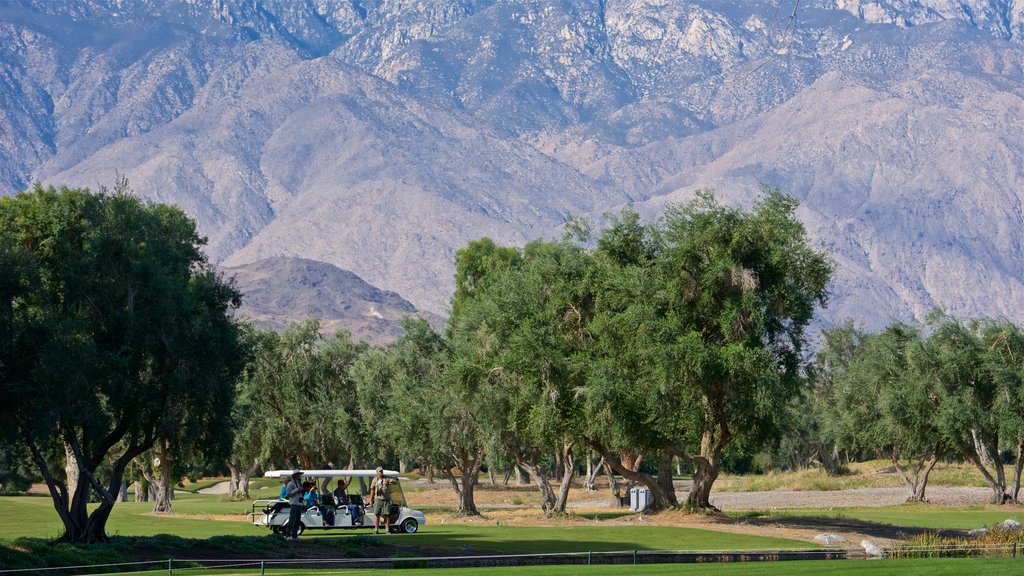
297 523 306 536
400 518 419 534
272 526 284 535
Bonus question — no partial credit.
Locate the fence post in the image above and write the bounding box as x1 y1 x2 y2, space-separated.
167 558 173 576
1013 542 1017 559
587 551 592 565
261 560 266 575
633 549 637 564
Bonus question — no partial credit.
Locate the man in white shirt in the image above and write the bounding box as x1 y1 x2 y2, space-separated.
284 469 305 539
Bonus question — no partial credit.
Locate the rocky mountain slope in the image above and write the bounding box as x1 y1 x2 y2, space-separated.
223 257 435 345
1 0 1022 331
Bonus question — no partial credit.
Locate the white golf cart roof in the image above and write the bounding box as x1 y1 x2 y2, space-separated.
264 469 400 479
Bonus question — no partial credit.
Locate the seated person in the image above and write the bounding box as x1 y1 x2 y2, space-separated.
304 482 321 507
304 482 334 526
269 480 290 513
333 479 361 524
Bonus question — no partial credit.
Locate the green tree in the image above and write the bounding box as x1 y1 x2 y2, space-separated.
223 323 273 499
927 316 1024 503
356 317 488 514
452 238 521 318
248 319 367 470
0 184 242 542
816 322 950 501
581 207 688 509
660 189 832 509
451 238 592 514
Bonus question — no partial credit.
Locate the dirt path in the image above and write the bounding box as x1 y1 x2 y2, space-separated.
196 481 231 495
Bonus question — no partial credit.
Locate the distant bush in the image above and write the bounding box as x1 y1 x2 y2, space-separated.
890 526 1024 558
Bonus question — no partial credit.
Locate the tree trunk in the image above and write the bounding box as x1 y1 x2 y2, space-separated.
1012 440 1024 503
687 455 719 511
592 443 676 509
912 453 941 502
687 430 728 512
656 451 675 504
459 465 480 515
445 451 483 516
64 443 80 507
152 440 173 513
584 454 603 492
502 468 513 486
226 461 241 497
31 430 150 543
399 459 407 475
552 443 575 514
487 466 497 487
118 480 128 503
602 459 620 500
132 481 143 502
238 460 260 500
891 445 942 503
518 460 557 513
515 466 526 486
448 446 479 512
444 466 462 500
965 450 1010 504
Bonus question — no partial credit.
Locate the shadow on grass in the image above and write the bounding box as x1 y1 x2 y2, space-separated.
735 514 970 540
573 511 634 521
0 533 390 573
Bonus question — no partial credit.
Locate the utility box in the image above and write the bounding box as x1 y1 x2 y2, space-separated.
629 487 652 511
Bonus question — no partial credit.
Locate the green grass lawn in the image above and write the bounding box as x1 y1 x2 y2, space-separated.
0 495 808 553
732 503 1024 531
105 558 1024 576
382 524 808 554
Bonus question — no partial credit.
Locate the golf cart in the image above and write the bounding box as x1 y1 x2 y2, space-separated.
251 469 426 535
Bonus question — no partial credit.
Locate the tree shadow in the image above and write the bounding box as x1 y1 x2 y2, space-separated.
740 515 969 540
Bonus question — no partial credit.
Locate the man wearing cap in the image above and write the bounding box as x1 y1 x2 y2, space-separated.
369 467 395 534
284 469 305 540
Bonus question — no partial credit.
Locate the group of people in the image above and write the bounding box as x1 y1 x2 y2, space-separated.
280 467 396 540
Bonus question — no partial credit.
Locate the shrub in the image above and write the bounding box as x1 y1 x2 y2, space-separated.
890 526 1024 558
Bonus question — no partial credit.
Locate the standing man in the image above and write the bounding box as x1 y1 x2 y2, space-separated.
284 469 305 540
369 467 394 534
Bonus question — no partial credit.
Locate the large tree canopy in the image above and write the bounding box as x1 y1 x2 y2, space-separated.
0 184 242 542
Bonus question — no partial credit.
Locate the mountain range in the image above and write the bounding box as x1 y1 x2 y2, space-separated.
1 0 1022 334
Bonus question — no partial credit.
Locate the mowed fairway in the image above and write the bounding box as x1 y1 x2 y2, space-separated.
5 490 1024 576
111 559 1024 576
0 494 808 553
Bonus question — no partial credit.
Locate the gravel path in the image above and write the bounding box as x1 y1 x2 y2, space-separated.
567 484 994 510
707 486 994 509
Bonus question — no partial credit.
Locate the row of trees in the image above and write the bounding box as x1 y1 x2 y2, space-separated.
815 316 1024 504
0 184 836 539
11 183 1019 545
222 188 832 515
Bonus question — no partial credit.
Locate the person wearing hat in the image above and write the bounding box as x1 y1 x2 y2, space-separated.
369 467 395 534
284 469 305 540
